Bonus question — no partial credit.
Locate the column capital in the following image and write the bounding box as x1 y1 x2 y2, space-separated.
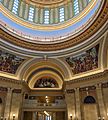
74 88 80 92
7 87 13 92
95 83 102 88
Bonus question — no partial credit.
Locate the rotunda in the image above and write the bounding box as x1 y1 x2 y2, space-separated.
0 0 108 119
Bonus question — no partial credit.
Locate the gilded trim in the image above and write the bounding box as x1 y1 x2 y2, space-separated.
0 1 108 51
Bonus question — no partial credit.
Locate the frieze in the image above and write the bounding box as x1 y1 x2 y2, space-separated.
0 86 7 91
80 86 96 91
66 89 75 94
12 89 22 93
0 1 108 51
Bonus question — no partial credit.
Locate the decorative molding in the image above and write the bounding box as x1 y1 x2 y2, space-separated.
0 86 7 92
79 86 96 91
12 89 22 93
0 76 22 85
0 1 108 51
66 89 75 94
66 70 108 85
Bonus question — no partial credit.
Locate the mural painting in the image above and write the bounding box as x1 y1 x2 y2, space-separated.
66 45 99 74
0 50 25 74
34 77 58 88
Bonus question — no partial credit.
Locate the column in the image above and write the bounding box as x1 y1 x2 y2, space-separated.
8 0 13 11
96 84 107 120
34 7 39 23
24 3 29 20
54 7 59 23
78 0 83 11
64 4 68 20
19 1 24 18
50 8 54 24
4 88 13 120
39 8 44 24
20 92 25 120
75 88 81 120
82 0 88 8
68 1 73 18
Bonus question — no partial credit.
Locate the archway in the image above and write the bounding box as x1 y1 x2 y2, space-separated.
83 96 98 120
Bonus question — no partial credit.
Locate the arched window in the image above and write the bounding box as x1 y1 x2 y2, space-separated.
44 10 50 24
59 7 65 22
84 96 96 104
73 0 79 15
34 77 58 88
12 0 19 14
28 7 34 22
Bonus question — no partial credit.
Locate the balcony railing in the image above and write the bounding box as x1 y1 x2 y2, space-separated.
23 100 66 109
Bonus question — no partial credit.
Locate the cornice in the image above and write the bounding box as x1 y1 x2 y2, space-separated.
0 1 108 51
0 76 22 85
66 70 108 85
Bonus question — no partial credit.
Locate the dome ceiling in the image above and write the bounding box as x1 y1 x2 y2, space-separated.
0 0 95 28
0 0 108 53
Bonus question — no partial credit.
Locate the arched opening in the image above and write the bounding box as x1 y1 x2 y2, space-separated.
84 96 96 104
34 77 59 88
83 96 98 120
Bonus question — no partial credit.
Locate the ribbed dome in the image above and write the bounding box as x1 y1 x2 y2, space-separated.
0 0 93 27
0 0 107 52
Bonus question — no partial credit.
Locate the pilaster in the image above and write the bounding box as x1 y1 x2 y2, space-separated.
75 88 81 120
65 89 75 120
96 84 107 120
4 88 13 120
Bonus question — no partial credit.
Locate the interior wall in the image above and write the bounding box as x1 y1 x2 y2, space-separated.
23 111 33 120
83 104 98 120
65 82 108 120
102 86 108 114
56 112 65 120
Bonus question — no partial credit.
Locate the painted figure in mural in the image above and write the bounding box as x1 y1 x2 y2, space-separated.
0 50 24 74
34 77 57 88
66 45 99 74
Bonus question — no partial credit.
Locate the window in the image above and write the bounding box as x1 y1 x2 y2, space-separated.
59 7 65 22
12 0 19 14
44 10 50 24
28 7 34 22
84 96 96 104
73 0 79 15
